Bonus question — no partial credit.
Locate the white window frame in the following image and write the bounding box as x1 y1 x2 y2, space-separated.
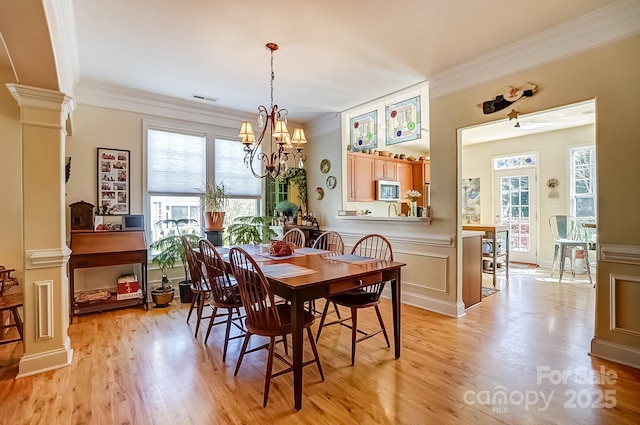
569 145 597 223
143 118 263 248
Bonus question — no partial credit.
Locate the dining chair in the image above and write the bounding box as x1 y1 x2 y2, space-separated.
548 215 593 285
198 239 245 361
311 231 345 255
228 246 324 407
282 228 305 248
0 267 23 345
308 231 345 315
181 236 212 337
315 234 393 366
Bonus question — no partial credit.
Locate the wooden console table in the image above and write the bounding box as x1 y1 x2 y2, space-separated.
462 224 510 287
69 230 148 322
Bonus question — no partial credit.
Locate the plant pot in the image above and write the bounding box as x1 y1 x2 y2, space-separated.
178 281 193 304
151 287 175 307
203 211 225 230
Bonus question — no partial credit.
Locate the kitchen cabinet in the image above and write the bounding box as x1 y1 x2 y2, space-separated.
347 152 375 201
397 162 413 202
374 159 397 181
412 159 431 206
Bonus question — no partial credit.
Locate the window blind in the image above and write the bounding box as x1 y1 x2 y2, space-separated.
215 138 261 197
148 129 206 194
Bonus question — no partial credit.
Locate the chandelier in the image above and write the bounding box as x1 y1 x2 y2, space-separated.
239 42 307 179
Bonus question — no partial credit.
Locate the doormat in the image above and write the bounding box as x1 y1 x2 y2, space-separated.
482 287 500 298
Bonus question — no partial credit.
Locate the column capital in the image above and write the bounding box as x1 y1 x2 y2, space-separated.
6 83 76 121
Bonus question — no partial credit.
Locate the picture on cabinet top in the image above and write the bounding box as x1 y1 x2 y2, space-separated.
350 110 377 152
386 96 421 145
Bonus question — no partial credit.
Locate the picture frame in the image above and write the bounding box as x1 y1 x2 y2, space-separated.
349 111 377 152
386 96 421 145
97 147 130 214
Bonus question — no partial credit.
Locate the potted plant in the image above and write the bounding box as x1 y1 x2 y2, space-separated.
227 216 277 245
200 180 229 230
149 218 200 307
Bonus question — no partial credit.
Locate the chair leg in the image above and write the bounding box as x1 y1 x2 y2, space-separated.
204 306 217 343
263 336 276 407
194 297 208 338
234 332 252 376
306 327 324 381
186 292 198 323
559 247 567 282
222 309 233 362
315 300 331 342
584 246 594 287
282 333 288 356
551 245 559 277
569 247 576 277
11 307 23 341
374 305 390 348
351 307 358 366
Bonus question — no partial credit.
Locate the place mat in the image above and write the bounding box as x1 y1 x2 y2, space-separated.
260 264 318 279
327 254 383 264
257 252 305 260
295 247 330 255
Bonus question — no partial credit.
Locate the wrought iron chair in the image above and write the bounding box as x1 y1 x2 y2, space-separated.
548 215 593 285
198 239 245 361
228 247 324 407
315 234 393 365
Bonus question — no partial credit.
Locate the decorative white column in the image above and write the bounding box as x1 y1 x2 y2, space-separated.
6 84 76 377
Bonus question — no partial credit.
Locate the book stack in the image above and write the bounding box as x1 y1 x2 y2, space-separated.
117 274 142 300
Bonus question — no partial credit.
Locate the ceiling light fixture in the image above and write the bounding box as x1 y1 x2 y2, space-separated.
239 43 307 179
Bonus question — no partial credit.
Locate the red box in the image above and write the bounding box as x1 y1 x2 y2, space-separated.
117 281 139 294
117 274 139 294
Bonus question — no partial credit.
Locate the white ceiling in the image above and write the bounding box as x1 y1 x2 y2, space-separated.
0 0 635 150
66 0 619 124
461 99 596 145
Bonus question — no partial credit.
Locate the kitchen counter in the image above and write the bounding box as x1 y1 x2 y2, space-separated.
337 215 432 223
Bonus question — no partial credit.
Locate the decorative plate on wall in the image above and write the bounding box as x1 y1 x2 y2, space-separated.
320 159 331 174
326 176 337 189
315 187 325 200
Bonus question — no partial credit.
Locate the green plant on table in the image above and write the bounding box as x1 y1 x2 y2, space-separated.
227 216 277 245
150 218 200 289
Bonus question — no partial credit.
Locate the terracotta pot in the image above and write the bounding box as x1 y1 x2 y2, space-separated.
203 211 225 230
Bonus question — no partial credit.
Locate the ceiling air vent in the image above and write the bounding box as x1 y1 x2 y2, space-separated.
191 94 219 103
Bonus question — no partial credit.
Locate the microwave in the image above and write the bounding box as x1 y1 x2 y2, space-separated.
376 180 401 201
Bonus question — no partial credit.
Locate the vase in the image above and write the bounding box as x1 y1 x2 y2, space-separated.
408 200 417 217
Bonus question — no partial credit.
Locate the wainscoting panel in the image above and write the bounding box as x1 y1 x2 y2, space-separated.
35 280 54 340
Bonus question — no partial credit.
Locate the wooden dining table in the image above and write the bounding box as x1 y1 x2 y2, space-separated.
218 244 406 410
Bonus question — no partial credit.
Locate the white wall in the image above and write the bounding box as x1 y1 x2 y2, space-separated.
462 124 595 266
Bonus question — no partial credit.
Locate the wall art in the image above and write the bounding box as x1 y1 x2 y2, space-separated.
97 147 130 214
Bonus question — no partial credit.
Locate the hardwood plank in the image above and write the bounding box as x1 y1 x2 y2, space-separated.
1 267 639 424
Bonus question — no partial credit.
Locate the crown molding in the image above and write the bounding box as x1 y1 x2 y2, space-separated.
74 80 256 128
429 0 640 99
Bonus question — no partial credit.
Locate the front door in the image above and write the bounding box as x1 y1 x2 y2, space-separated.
494 168 537 264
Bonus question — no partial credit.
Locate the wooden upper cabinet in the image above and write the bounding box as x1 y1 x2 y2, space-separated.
347 153 375 202
397 162 413 202
374 159 397 181
412 159 431 206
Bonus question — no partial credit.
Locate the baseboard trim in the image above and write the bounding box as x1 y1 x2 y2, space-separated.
590 338 640 370
382 289 460 318
17 337 74 378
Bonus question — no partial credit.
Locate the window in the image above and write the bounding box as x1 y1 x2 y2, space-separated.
146 127 263 247
570 146 597 223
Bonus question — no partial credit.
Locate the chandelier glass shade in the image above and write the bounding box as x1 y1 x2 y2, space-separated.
239 43 307 179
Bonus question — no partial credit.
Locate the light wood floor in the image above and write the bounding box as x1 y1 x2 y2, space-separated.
1 267 640 424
